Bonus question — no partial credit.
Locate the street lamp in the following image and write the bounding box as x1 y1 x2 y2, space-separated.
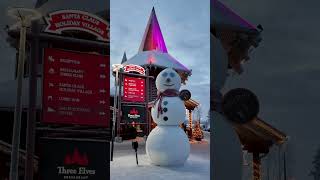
111 64 123 161
112 64 123 140
7 7 41 180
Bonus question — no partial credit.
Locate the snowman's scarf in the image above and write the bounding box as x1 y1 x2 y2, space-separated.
153 89 180 118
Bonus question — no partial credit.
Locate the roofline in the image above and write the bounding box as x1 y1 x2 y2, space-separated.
254 117 287 144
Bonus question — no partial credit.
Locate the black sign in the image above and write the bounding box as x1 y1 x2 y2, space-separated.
179 89 192 101
121 105 146 123
39 138 110 180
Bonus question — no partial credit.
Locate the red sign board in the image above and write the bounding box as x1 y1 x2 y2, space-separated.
123 64 145 75
45 10 109 42
42 48 109 127
123 76 145 102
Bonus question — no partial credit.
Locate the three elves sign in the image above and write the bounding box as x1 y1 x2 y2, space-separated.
45 10 109 42
40 138 109 180
121 105 146 123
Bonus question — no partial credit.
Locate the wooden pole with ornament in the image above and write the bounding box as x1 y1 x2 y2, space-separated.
188 109 193 138
253 153 261 180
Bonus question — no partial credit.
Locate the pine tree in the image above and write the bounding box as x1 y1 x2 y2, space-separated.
192 121 204 140
310 145 320 180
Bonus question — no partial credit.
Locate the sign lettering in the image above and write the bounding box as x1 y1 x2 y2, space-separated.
42 48 110 127
45 10 110 42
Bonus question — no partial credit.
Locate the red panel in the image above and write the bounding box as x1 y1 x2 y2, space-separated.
42 48 110 127
123 76 145 102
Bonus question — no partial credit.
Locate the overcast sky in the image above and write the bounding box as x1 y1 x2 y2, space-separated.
110 0 210 121
0 0 35 82
220 0 320 179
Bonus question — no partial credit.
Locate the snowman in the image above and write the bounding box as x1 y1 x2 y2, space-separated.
146 68 190 166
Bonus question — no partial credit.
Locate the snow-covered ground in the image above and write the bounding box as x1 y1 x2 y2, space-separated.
110 131 210 180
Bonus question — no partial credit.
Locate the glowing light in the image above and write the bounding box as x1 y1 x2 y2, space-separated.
147 53 156 64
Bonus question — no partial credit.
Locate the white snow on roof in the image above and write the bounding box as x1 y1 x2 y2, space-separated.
123 50 191 73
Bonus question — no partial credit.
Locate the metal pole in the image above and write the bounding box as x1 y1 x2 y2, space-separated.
267 156 270 180
278 145 282 180
25 20 39 180
284 151 287 180
10 19 27 180
135 151 138 165
145 67 150 134
116 70 120 138
117 73 122 137
111 69 118 161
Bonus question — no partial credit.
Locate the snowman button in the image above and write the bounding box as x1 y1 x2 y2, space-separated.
163 101 168 105
163 107 168 112
163 116 168 121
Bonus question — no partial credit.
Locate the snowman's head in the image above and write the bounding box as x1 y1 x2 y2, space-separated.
156 68 181 92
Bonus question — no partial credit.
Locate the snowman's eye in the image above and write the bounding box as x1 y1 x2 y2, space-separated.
169 72 175 78
162 72 168 77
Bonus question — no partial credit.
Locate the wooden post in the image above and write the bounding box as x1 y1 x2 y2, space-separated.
10 18 27 180
146 67 150 135
25 20 40 180
253 152 261 180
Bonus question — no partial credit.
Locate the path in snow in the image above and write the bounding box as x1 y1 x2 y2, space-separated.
110 132 210 180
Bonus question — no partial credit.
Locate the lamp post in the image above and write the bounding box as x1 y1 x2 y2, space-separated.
7 7 41 180
111 64 123 161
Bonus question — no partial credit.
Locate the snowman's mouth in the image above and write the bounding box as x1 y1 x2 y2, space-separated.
163 83 174 87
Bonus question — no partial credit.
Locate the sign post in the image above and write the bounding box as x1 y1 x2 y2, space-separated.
111 64 123 160
25 20 40 180
4 9 111 180
115 65 153 138
7 8 41 180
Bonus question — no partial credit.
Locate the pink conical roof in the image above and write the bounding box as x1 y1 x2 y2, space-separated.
212 0 258 32
139 7 168 53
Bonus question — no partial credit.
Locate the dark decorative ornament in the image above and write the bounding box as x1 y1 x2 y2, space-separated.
179 89 191 101
222 88 259 124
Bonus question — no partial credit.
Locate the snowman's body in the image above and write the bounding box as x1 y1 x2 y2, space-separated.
146 68 190 166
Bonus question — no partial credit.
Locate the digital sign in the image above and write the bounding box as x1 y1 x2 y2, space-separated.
123 76 145 102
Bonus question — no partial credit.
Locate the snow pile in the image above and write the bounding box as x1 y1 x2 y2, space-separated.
111 154 209 180
110 137 210 180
